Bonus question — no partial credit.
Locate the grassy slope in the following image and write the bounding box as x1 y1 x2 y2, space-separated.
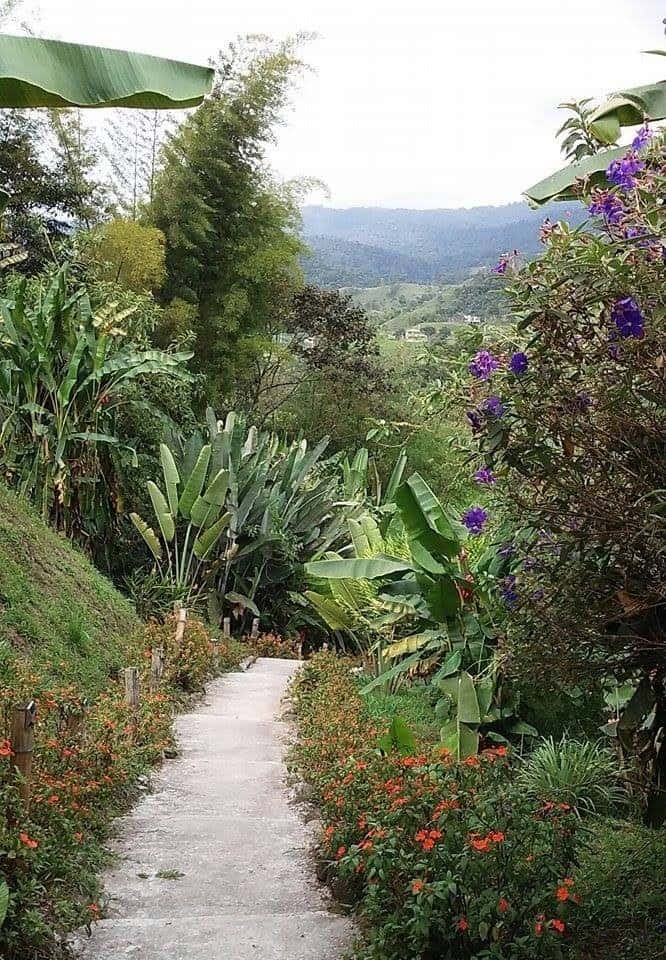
0 484 140 694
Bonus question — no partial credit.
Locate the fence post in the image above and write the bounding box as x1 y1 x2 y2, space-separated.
210 637 220 671
223 617 231 639
251 617 260 639
124 667 140 710
174 607 187 647
150 646 165 693
11 701 37 806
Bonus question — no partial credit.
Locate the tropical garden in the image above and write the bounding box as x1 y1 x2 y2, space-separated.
0 9 663 960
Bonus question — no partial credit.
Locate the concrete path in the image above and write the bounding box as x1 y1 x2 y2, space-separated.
72 658 352 960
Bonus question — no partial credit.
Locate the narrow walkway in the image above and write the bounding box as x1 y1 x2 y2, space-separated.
73 658 353 959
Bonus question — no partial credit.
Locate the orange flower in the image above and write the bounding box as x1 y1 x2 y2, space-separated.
498 898 509 913
19 832 38 849
335 846 346 860
0 738 13 757
490 831 505 843
555 885 570 902
88 902 101 918
457 917 469 932
411 879 425 894
550 919 566 934
469 834 492 853
462 755 480 767
534 921 544 937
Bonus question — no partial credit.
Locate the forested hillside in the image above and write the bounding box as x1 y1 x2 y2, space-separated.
301 201 584 285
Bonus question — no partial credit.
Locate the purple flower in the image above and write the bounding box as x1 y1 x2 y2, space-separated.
469 350 500 380
587 191 625 225
474 467 496 486
498 541 514 559
484 395 505 418
500 575 518 607
492 253 510 275
462 506 488 535
522 555 537 571
509 351 528 375
606 151 645 191
466 409 483 433
631 124 652 151
611 297 645 339
572 391 592 412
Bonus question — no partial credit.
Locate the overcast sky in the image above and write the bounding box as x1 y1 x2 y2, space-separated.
20 0 666 208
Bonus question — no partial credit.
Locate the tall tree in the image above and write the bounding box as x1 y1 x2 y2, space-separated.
149 36 308 403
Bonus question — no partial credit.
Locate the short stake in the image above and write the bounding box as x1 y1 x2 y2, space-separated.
150 646 165 693
124 667 140 710
11 701 37 806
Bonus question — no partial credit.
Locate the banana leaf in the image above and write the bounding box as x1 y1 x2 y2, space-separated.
130 512 162 560
179 444 211 519
306 556 413 580
147 480 174 542
193 511 231 560
589 79 666 134
160 444 180 518
0 34 213 109
524 145 626 205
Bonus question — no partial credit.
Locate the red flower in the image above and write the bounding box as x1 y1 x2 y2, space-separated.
555 885 570 902
469 835 492 853
490 830 505 843
550 919 566 934
335 846 346 860
411 879 425 894
19 832 38 849
0 738 13 757
498 898 509 913
457 917 469 932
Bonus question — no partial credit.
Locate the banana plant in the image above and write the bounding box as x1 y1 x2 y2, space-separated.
305 470 535 755
0 266 191 539
130 442 232 605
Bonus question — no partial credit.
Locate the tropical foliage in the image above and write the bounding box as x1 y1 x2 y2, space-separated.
0 266 191 540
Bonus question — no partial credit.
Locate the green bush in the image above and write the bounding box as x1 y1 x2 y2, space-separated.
572 818 666 959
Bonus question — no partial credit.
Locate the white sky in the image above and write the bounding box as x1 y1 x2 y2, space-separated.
19 0 666 207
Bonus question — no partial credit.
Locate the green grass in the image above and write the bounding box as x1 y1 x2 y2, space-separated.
0 484 141 694
362 682 440 744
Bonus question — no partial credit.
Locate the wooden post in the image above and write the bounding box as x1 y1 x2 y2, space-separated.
210 637 220 671
124 667 140 709
11 701 37 806
251 617 260 639
223 617 231 639
174 607 187 647
150 646 165 693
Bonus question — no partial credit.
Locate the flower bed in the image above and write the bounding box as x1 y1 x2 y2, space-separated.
0 614 246 958
290 653 584 960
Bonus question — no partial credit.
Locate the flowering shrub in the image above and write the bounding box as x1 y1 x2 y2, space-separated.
463 131 666 821
245 631 302 659
291 653 583 959
0 618 245 958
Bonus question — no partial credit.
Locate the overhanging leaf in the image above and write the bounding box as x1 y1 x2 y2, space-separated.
0 34 213 109
306 556 413 580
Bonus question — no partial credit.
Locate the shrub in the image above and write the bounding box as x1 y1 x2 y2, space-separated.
571 818 666 959
245 631 301 659
517 738 626 817
291 653 583 960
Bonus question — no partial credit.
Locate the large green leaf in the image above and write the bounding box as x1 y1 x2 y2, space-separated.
440 719 479 760
306 556 413 580
0 878 8 929
524 145 626 205
396 472 462 563
147 481 174 543
304 591 355 630
179 444 211 519
589 80 666 131
192 511 231 560
190 469 229 528
160 444 180 518
130 512 162 560
457 671 481 724
0 34 213 109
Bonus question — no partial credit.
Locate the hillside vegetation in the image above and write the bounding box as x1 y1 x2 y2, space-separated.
0 485 140 694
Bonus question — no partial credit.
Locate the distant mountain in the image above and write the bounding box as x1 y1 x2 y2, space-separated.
300 201 584 286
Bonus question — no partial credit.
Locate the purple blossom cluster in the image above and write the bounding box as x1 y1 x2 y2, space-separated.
484 395 505 418
473 466 496 486
606 151 645 191
611 297 645 339
587 190 625 225
500 574 518 607
462 506 488 535
469 350 500 380
631 124 652 151
509 351 528 375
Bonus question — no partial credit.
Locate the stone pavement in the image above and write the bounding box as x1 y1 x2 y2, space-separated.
73 658 353 960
